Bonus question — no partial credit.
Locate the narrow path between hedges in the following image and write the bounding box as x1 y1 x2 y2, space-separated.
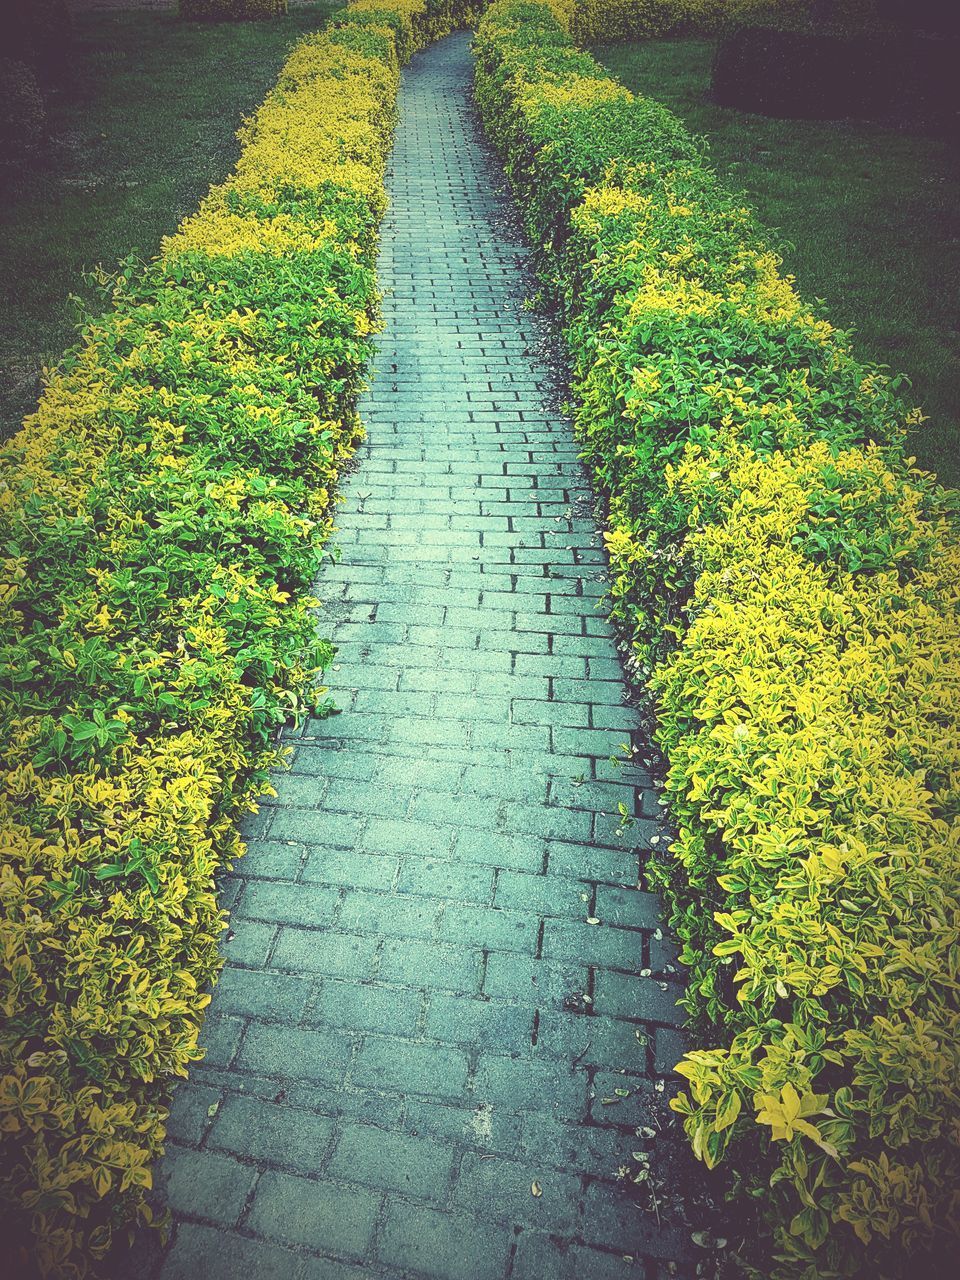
148 33 699 1280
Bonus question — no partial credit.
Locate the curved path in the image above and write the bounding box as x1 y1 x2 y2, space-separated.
149 32 696 1280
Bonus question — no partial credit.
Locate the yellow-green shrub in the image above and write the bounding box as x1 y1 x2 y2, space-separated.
0 2 478 1276
476 3 960 1276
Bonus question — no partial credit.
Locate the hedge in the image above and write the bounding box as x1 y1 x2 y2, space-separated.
567 0 897 42
0 3 478 1276
475 3 959 1277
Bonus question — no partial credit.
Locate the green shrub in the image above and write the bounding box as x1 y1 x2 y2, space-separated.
476 4 960 1277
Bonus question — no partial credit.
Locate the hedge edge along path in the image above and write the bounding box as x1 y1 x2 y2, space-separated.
0 3 478 1276
475 3 959 1277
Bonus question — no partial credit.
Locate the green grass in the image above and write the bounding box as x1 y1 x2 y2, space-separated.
592 38 960 487
0 2 342 438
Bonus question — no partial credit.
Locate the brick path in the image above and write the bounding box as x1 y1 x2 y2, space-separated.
147 32 696 1280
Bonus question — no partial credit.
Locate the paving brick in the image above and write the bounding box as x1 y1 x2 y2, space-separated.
164 1082 222 1148
454 1151 583 1232
483 952 589 1011
238 882 338 928
548 776 637 813
396 856 493 903
567 1245 649 1280
207 1095 335 1173
424 992 532 1047
460 764 549 804
212 967 312 1024
454 828 545 872
541 919 644 971
500 801 594 843
590 1076 660 1127
580 1181 689 1262
409 789 504 826
546 841 641 886
593 970 685 1028
517 1114 630 1179
236 839 303 879
339 890 440 940
362 817 453 859
160 1223 308 1280
311 979 420 1037
510 1231 576 1280
351 1035 469 1100
269 810 364 848
377 1202 510 1280
493 869 592 918
162 1146 254 1227
439 902 539 953
403 1098 522 1155
300 848 398 891
237 1022 350 1084
266 774 330 810
377 938 482 993
535 1011 649 1073
323 778 410 817
329 1122 454 1202
653 1026 688 1078
649 933 682 974
221 920 276 968
595 884 663 931
246 1171 380 1257
271 928 377 979
197 1014 245 1070
512 698 590 727
473 1054 589 1121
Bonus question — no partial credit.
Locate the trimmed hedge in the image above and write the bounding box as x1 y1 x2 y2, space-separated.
568 0 898 43
475 3 959 1277
0 2 476 1276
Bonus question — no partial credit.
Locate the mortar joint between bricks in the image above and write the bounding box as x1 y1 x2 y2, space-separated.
504 1234 519 1278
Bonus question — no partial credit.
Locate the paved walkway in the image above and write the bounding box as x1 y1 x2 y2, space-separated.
148 33 696 1280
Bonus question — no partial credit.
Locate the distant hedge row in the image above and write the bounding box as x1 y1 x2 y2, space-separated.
475 3 959 1276
0 2 476 1276
566 0 927 42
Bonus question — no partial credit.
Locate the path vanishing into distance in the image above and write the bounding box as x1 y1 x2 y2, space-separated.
144 33 702 1280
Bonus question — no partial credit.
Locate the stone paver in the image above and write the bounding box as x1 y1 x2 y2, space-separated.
144 32 698 1280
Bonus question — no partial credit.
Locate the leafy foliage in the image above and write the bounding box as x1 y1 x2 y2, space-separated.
0 2 479 1275
475 3 960 1277
568 0 905 42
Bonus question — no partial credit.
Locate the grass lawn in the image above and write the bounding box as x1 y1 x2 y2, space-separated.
593 38 960 487
0 1 342 438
